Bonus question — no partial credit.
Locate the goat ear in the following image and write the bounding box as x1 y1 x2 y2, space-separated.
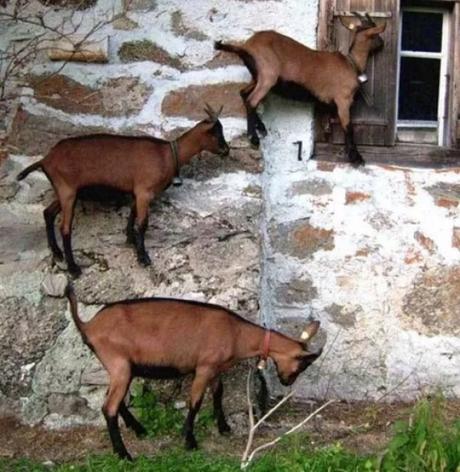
339 15 360 31
300 320 320 343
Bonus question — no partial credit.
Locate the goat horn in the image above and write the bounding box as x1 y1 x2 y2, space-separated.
365 12 376 26
352 11 365 21
204 102 217 121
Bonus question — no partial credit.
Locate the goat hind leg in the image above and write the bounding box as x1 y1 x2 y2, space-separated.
102 364 132 460
58 189 81 277
240 82 262 147
44 199 63 261
247 77 276 147
133 190 153 266
119 400 147 438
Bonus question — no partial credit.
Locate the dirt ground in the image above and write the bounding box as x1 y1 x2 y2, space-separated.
1 399 459 465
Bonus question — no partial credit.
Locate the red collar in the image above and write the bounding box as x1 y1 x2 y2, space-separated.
262 329 271 360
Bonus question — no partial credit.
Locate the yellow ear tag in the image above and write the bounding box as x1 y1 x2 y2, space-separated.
257 359 267 370
349 23 355 30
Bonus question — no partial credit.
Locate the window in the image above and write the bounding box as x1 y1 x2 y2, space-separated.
315 0 460 167
397 7 450 145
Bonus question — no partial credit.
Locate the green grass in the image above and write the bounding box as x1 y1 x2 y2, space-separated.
1 397 458 472
0 446 374 472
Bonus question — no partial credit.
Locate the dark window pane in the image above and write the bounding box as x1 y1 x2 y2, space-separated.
401 11 442 52
398 57 440 121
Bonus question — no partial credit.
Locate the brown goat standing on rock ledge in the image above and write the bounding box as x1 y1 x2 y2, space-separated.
17 105 229 277
65 284 322 460
216 12 386 166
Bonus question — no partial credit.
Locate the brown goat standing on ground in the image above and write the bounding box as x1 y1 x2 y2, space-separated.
215 12 386 166
17 105 229 277
65 284 322 460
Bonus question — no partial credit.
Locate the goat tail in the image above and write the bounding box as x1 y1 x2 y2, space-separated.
215 41 257 77
215 40 245 56
16 160 43 181
65 283 86 337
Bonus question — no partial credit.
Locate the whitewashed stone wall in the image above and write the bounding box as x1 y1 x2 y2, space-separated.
0 0 459 428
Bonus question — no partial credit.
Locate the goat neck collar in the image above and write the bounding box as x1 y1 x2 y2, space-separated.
346 52 363 75
257 329 271 370
169 140 183 187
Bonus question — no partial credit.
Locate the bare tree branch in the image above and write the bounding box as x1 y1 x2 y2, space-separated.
242 399 335 469
0 0 125 132
240 367 335 469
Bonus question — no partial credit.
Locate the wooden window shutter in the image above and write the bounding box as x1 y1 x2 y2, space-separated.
316 0 399 147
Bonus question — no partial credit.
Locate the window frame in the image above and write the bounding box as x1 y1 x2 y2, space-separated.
396 5 451 145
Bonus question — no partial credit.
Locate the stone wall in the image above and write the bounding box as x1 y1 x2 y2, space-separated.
260 105 460 400
0 0 459 429
0 0 266 425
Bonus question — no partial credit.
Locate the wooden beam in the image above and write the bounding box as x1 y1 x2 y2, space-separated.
48 36 108 63
313 142 460 168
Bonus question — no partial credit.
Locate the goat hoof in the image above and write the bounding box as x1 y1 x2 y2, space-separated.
218 423 231 435
52 250 64 262
118 452 133 462
249 135 260 149
137 254 151 266
134 426 148 439
256 123 267 137
349 151 365 167
185 436 198 450
68 265 82 278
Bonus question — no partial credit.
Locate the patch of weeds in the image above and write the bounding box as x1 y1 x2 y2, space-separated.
118 40 183 69
129 383 214 440
378 395 460 472
130 382 184 437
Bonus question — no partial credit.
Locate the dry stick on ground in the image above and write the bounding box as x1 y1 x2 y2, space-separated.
240 367 335 469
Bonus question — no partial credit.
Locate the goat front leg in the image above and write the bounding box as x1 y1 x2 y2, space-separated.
44 199 63 261
183 367 215 449
133 190 153 266
57 188 81 277
210 377 231 434
336 97 365 167
119 400 147 438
